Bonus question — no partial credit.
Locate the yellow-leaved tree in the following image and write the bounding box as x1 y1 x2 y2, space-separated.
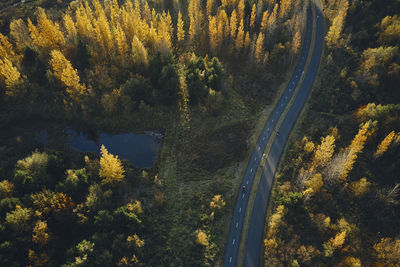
99 145 125 186
311 135 335 169
50 50 87 101
0 58 22 96
325 1 349 47
374 131 396 158
27 10 65 51
341 122 373 180
177 12 185 42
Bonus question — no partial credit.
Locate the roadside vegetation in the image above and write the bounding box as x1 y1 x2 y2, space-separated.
264 0 400 265
0 0 308 266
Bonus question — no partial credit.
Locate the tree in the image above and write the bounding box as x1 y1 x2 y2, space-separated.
244 32 250 50
254 32 265 64
304 173 324 195
373 237 400 266
63 14 77 41
230 10 238 40
14 151 48 191
0 180 13 200
341 122 372 180
131 36 149 67
260 11 269 33
206 0 214 17
99 145 125 186
0 33 16 59
349 177 371 197
292 31 301 54
209 195 226 210
237 0 245 21
27 11 65 51
177 12 185 42
378 15 400 46
311 135 335 169
279 0 292 19
325 1 348 47
50 50 87 101
235 19 244 51
250 4 256 29
5 205 32 232
357 46 399 87
375 131 396 157
0 58 22 95
186 56 207 105
207 57 225 91
209 16 218 52
195 230 209 246
32 220 50 246
9 19 31 50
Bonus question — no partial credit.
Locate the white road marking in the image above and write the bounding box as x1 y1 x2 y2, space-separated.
239 208 242 213
242 194 245 198
233 239 235 245
257 146 260 151
250 168 253 173
246 180 249 185
272 120 274 122
230 257 232 263
236 222 238 228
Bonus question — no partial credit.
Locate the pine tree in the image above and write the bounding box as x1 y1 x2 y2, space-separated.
254 32 265 63
235 19 244 51
0 57 22 94
244 31 251 50
209 16 218 52
279 0 292 19
50 50 86 101
28 11 65 51
75 4 94 39
206 0 214 17
325 1 349 47
99 145 125 186
260 11 269 33
238 0 245 21
250 4 257 29
230 9 238 40
341 122 372 180
9 19 31 50
291 30 301 54
375 131 396 158
0 33 16 60
268 4 279 31
115 23 129 63
177 12 185 42
131 35 148 67
63 14 77 41
311 135 335 169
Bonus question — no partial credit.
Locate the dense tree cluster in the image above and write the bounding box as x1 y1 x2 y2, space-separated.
0 0 310 266
264 0 400 265
0 0 306 125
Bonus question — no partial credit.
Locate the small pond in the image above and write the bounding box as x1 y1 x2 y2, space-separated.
65 129 162 168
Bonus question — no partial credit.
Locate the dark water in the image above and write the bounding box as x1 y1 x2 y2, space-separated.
66 129 162 168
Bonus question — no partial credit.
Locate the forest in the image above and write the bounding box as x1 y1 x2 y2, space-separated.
0 0 306 266
264 0 400 266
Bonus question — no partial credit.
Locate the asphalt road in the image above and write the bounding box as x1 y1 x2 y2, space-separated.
223 3 316 267
243 2 324 266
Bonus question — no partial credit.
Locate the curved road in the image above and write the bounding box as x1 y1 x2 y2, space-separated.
224 1 324 266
